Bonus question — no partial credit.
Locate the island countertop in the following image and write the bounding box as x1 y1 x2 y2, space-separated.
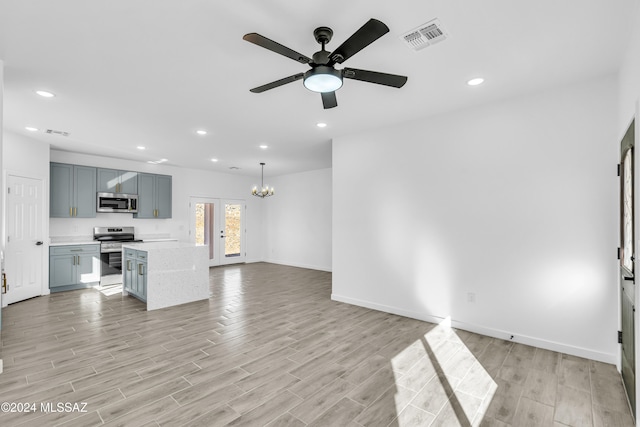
122 241 209 310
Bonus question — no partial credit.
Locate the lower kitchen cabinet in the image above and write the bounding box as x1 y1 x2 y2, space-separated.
49 244 101 292
123 248 147 301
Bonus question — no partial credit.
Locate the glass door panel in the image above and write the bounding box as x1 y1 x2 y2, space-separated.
190 197 219 267
195 202 215 262
220 200 245 264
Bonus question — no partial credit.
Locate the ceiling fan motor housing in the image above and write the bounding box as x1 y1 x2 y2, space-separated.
312 50 330 65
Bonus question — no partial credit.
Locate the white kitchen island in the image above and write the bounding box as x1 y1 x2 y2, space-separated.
121 242 210 311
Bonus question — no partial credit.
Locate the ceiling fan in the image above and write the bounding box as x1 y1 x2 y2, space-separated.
243 19 408 109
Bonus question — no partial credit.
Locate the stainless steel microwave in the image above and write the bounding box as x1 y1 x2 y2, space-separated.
96 192 138 213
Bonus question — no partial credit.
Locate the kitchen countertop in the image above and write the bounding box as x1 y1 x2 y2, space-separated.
50 241 99 246
122 241 194 250
50 237 178 246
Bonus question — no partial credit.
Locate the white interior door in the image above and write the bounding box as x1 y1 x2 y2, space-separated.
5 175 45 304
190 198 245 266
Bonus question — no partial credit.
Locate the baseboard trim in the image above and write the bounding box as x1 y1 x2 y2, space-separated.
262 258 332 272
331 293 616 364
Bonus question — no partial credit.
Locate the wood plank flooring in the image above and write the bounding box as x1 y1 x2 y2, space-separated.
0 262 634 426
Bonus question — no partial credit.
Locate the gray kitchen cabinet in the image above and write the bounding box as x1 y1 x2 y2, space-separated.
50 162 97 218
97 168 138 194
123 248 147 301
49 244 101 291
134 173 172 219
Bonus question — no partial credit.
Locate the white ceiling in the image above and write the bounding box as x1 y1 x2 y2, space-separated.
0 0 636 177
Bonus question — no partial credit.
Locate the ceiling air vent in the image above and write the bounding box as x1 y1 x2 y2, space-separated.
400 18 448 51
45 129 70 137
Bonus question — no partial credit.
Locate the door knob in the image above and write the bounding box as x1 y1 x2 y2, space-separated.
36 241 44 246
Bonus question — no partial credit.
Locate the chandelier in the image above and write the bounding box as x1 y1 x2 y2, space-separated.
251 162 274 198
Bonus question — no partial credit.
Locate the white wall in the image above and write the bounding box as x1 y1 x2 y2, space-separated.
2 131 51 299
333 75 619 363
263 168 332 271
4 132 50 180
49 151 265 263
619 3 640 131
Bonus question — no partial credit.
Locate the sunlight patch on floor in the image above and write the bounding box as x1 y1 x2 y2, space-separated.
95 284 123 296
390 317 497 425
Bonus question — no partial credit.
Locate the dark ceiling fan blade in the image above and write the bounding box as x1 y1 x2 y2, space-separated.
342 68 408 88
243 33 311 64
327 19 389 66
249 73 304 93
321 91 338 109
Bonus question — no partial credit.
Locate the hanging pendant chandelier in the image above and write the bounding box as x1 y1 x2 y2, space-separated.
251 162 274 198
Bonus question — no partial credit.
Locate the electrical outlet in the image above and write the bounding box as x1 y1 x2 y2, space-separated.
467 292 476 303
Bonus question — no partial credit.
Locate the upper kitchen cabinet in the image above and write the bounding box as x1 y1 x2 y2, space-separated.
97 168 138 194
50 163 97 218
134 173 172 219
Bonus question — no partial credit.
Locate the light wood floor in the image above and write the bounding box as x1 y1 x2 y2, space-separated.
0 262 634 426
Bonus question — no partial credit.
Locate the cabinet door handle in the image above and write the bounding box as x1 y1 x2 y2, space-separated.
138 263 144 275
69 207 73 217
74 207 77 217
127 260 131 271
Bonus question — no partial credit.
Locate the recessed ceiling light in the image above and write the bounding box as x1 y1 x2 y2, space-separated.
159 159 168 163
25 126 39 132
211 158 218 162
137 146 146 150
35 90 55 98
467 78 484 86
316 122 327 128
196 130 207 135
259 145 268 149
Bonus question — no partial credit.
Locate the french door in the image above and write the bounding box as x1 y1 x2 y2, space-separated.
189 197 246 266
620 118 636 419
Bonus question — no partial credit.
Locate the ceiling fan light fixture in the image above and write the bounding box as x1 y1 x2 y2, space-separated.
303 66 342 93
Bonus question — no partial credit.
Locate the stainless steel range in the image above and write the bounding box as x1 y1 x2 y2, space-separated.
93 227 142 276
